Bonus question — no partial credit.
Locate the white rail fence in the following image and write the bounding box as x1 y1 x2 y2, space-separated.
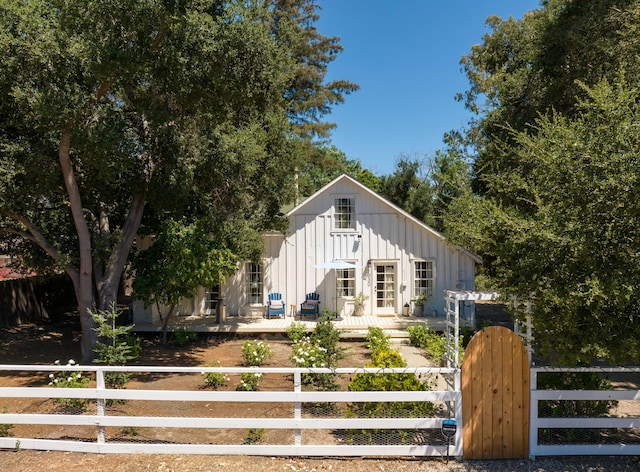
0 365 462 457
530 367 640 458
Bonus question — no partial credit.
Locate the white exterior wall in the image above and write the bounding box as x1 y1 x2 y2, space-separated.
259 177 477 317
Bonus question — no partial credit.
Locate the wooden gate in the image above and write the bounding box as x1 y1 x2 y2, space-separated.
461 326 529 459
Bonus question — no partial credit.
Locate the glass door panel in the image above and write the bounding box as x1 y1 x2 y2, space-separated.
374 264 396 313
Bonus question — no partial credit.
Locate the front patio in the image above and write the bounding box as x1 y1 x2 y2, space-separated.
132 313 449 338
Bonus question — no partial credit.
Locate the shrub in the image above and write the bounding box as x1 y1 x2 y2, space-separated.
406 324 431 349
537 371 617 444
238 371 263 391
171 326 197 346
291 316 346 391
310 315 345 367
241 340 273 366
201 362 229 390
290 337 327 368
244 428 265 444
91 304 141 392
370 348 404 368
407 324 464 364
47 359 92 410
290 336 336 390
346 341 435 444
538 371 617 418
285 321 308 343
0 407 13 437
366 326 390 353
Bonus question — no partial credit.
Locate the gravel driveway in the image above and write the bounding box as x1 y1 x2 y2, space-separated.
1 451 639 471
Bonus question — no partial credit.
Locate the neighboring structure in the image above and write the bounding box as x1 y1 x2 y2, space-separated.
133 174 480 325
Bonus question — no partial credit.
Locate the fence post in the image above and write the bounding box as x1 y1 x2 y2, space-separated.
294 370 302 446
529 368 537 459
96 368 106 444
454 368 463 458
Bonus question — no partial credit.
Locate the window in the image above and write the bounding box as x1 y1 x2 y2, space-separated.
245 263 263 304
336 268 355 297
414 260 434 298
334 197 355 230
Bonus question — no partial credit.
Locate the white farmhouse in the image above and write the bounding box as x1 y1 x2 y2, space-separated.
133 174 480 326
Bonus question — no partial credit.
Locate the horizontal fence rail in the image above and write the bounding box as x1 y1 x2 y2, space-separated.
530 367 640 458
0 365 462 458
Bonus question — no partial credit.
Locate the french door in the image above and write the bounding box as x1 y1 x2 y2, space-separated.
374 263 396 314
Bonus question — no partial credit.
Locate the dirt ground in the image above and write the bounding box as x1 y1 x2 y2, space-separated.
1 313 639 471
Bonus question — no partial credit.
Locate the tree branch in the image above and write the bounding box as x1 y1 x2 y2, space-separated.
2 209 80 287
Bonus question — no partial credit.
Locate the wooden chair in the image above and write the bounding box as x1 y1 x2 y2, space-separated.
299 292 320 319
266 293 285 319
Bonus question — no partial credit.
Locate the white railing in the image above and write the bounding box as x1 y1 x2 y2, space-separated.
0 365 462 458
530 367 640 458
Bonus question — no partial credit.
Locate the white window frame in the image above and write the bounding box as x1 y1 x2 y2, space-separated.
336 267 356 297
245 262 263 305
333 197 356 231
413 260 435 299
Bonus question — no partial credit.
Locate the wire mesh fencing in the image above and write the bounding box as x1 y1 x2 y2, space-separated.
0 365 461 456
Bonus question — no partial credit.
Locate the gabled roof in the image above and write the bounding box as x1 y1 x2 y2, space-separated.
286 174 482 264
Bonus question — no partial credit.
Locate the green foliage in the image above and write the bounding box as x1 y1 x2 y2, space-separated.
406 325 464 364
347 372 434 419
365 326 390 353
171 327 197 347
537 370 618 444
47 360 92 410
201 362 229 390
0 407 13 437
91 304 140 391
119 426 140 437
538 372 616 419
289 316 344 391
452 1 640 365
290 337 327 368
370 349 405 368
378 156 436 228
284 321 308 343
237 371 263 391
132 219 238 309
0 0 356 359
310 315 345 368
450 78 640 364
131 218 238 345
346 334 435 444
244 428 265 445
241 340 273 367
295 145 378 197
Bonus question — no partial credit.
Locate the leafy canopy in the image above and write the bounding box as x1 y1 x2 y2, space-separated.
0 0 357 359
449 78 640 364
449 1 640 364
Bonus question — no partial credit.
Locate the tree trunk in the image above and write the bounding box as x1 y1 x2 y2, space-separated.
161 304 177 347
58 129 97 362
97 192 147 311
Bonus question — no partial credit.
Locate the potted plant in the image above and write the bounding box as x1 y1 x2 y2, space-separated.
353 292 369 316
413 293 429 317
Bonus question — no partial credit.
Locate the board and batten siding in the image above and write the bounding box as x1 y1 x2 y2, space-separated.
259 176 477 317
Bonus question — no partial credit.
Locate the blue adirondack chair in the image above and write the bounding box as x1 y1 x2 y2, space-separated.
299 292 320 319
266 293 285 319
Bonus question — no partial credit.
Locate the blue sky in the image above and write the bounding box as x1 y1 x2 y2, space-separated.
316 0 541 176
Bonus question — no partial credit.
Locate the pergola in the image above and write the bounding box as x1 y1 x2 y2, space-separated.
443 290 501 369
